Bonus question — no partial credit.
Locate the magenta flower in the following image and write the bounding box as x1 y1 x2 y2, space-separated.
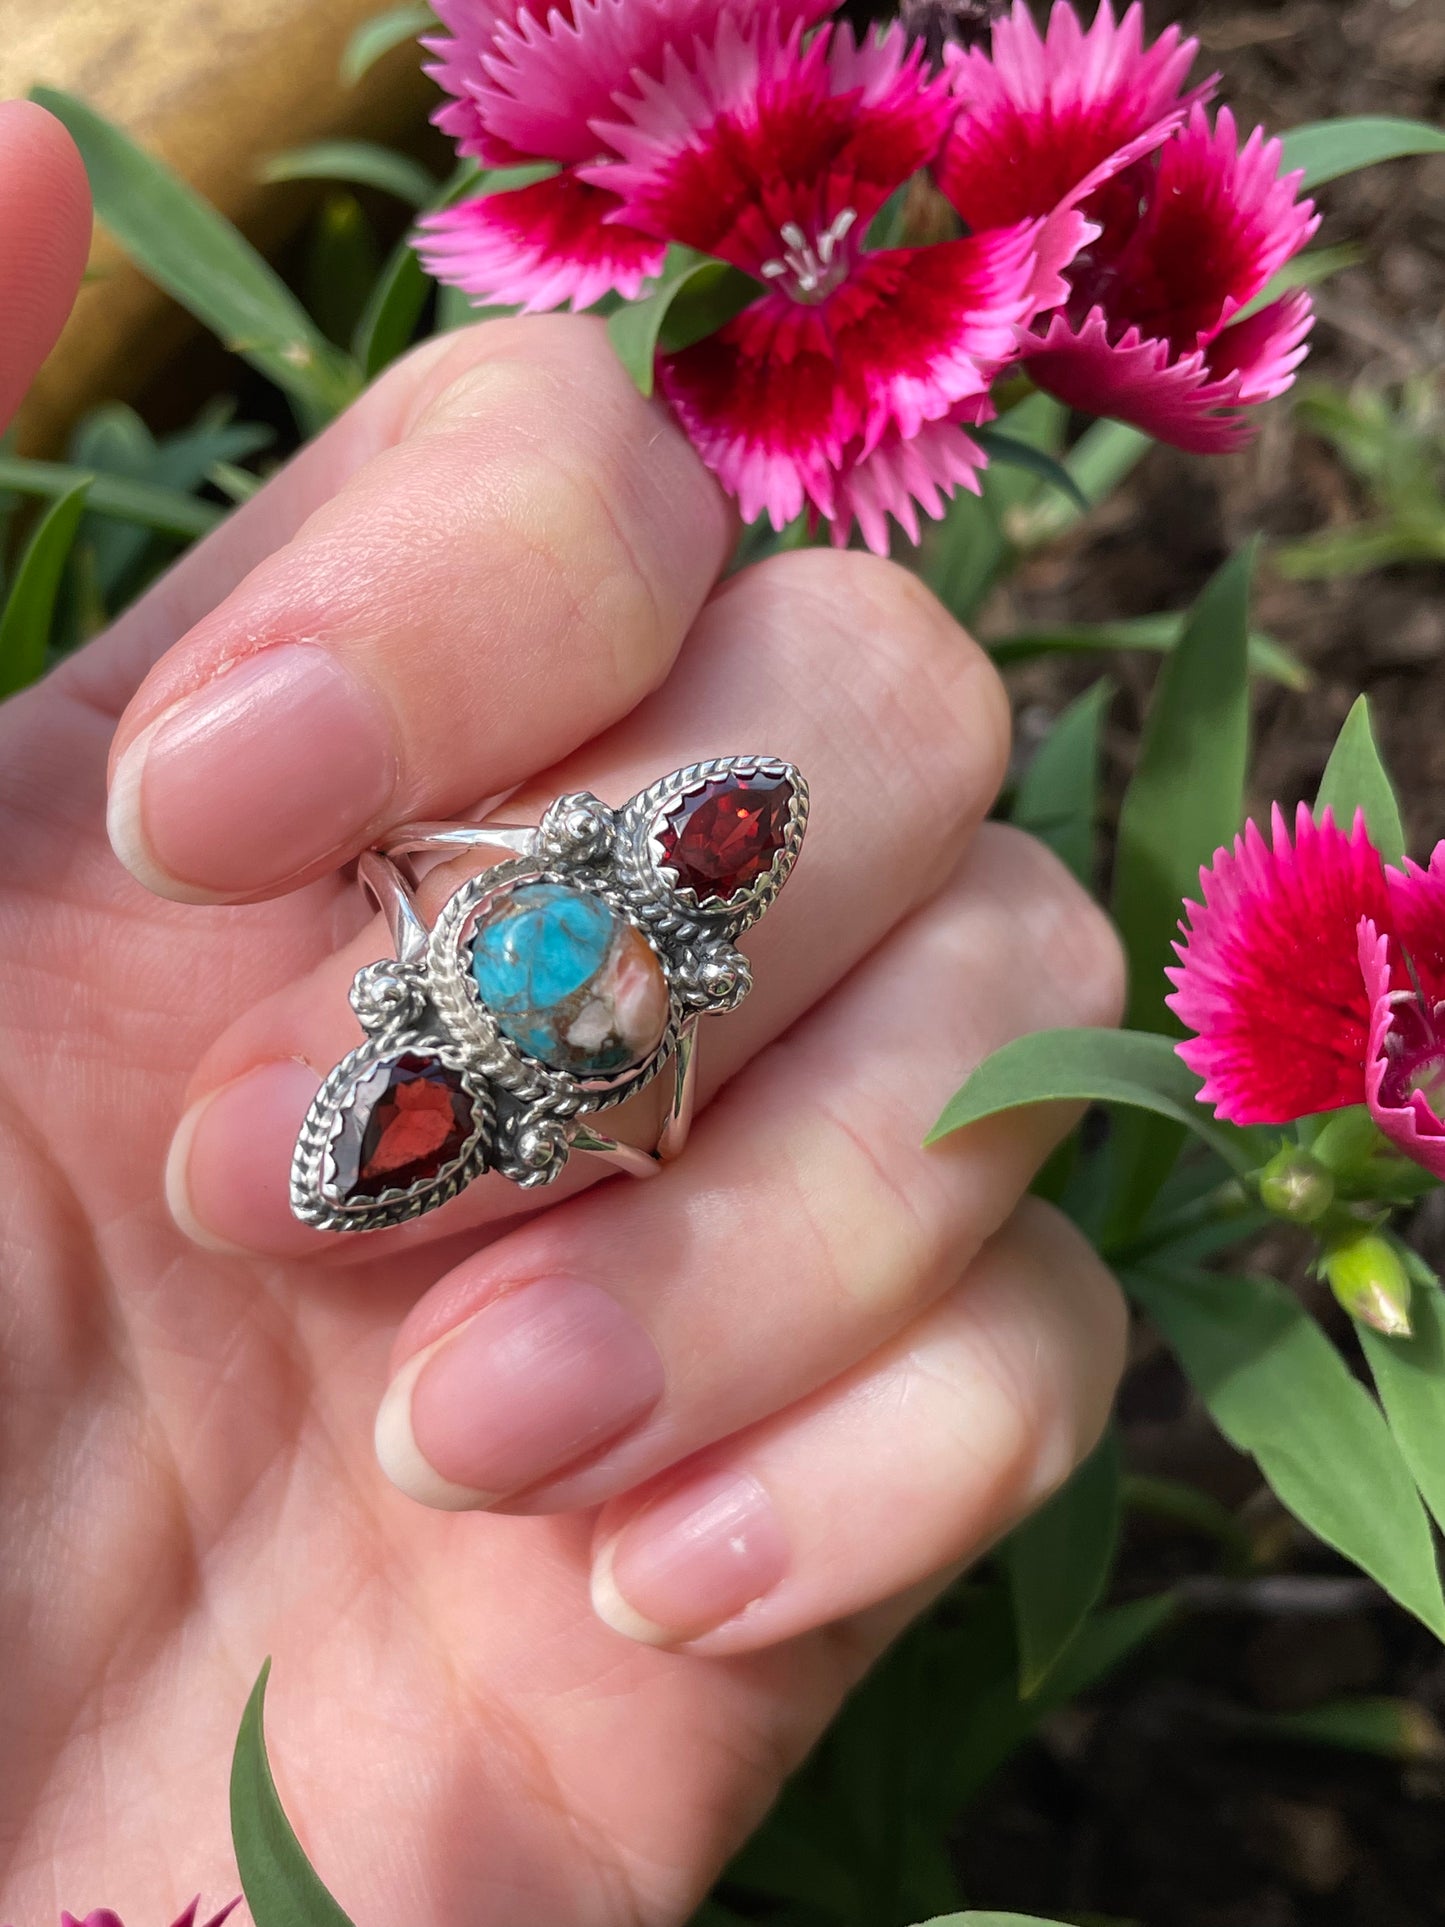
416 0 833 311
589 15 1039 549
938 2 1319 451
938 0 1209 311
1168 805 1445 1181
46 1902 239 1927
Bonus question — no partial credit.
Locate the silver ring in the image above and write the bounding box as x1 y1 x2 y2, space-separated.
290 756 809 1231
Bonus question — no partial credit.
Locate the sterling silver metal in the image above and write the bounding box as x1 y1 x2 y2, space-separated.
290 757 808 1231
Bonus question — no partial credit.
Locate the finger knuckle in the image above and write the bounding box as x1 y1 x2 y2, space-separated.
742 548 1012 837
977 822 1127 1031
394 346 671 705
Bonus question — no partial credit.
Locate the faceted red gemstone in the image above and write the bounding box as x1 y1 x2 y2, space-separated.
332 1054 475 1201
658 772 793 902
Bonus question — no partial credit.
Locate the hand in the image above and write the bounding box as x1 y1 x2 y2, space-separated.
0 101 1126 1924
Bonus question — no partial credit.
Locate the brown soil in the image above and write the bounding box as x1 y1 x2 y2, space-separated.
962 4 1445 1921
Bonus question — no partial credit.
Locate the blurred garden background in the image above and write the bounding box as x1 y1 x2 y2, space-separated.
2 0 1443 1920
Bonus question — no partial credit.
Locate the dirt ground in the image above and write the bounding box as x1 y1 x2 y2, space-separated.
965 2 1445 1920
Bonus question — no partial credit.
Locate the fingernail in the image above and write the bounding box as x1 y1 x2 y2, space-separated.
109 645 396 899
167 1061 323 1255
591 1471 788 1646
375 1279 665 1509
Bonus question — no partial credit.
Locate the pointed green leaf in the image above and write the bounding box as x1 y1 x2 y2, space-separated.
0 481 90 697
34 89 360 431
1113 545 1254 1034
1004 1428 1122 1696
262 141 436 207
987 614 1308 690
0 454 223 541
1238 241 1365 320
1009 417 1152 551
972 428 1089 512
1251 1694 1445 1762
341 4 434 84
231 1661 358 1927
353 160 492 376
1281 117 1445 192
1361 1287 1445 1536
1127 1267 1445 1639
928 1026 1257 1174
1010 678 1112 885
1315 693 1406 862
608 247 757 397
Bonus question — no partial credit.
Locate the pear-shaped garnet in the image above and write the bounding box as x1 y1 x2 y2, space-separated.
658 772 793 903
331 1054 475 1201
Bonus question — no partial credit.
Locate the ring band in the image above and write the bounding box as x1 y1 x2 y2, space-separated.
290 756 809 1231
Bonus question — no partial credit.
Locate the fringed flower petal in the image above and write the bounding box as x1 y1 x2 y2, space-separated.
828 407 990 555
837 229 1037 449
593 18 957 277
1088 105 1318 351
1204 289 1315 407
937 0 1210 304
1023 307 1256 452
1384 844 1445 1006
657 294 867 530
655 231 1029 531
1360 921 1445 1181
476 0 835 166
422 0 552 165
1168 804 1394 1125
415 174 666 312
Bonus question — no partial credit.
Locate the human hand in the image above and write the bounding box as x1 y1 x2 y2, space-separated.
0 100 1126 1924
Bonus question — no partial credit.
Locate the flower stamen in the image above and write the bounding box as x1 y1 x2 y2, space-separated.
760 207 859 302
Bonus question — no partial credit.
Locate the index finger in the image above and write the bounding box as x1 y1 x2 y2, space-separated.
101 315 733 903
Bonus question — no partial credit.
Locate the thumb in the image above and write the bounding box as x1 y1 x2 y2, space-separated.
0 100 92 433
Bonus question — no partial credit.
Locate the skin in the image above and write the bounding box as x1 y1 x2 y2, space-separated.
0 102 1128 1924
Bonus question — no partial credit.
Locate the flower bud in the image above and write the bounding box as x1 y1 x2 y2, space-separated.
1310 1108 1390 1180
1321 1229 1414 1338
1258 1145 1334 1224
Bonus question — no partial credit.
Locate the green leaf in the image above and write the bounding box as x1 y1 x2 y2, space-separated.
608 247 758 397
231 1661 358 1927
34 89 360 430
0 481 90 697
1239 241 1365 320
1127 1267 1445 1639
987 613 1309 690
1361 1286 1445 1536
973 428 1089 512
1010 678 1112 885
1009 418 1152 552
0 454 223 541
341 4 434 83
1113 545 1254 1035
304 194 383 351
1251 1694 1445 1762
928 1026 1257 1174
1281 117 1445 191
352 159 487 376
1004 1429 1122 1696
264 140 436 207
1315 693 1406 862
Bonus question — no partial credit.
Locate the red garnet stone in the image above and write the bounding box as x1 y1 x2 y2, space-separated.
332 1054 475 1201
659 772 793 902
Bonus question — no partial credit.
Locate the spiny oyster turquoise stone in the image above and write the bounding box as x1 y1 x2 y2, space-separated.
470 882 670 1075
